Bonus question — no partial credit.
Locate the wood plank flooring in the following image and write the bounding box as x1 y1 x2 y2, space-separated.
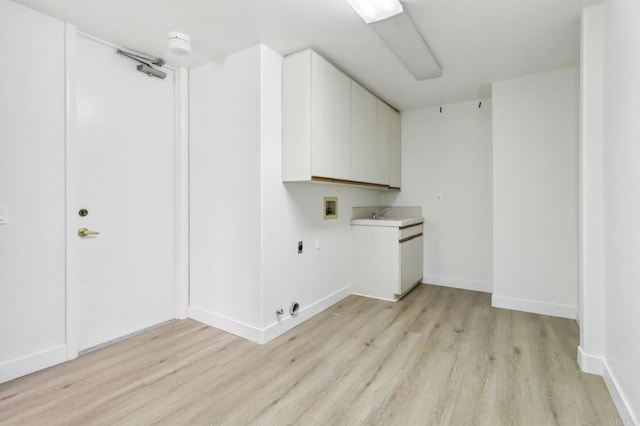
0 285 620 425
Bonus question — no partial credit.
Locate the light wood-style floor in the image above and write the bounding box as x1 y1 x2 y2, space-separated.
0 285 620 425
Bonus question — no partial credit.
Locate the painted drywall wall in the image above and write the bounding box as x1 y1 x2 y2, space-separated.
261 180 380 335
190 44 380 341
0 0 66 382
189 46 263 331
259 46 380 333
578 4 606 372
602 0 640 422
492 68 579 319
380 100 493 292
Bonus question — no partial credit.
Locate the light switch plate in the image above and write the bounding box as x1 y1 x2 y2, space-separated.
0 206 8 225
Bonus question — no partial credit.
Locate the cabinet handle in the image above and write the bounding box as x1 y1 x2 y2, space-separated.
399 233 423 244
399 222 422 230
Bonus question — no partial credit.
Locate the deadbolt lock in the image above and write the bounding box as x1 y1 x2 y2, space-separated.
78 208 88 217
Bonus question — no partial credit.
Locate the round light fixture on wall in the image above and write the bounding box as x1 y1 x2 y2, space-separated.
168 32 191 55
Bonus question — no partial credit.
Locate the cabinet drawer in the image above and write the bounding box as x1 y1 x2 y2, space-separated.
399 223 423 241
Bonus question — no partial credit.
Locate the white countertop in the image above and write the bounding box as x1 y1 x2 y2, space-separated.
351 217 424 227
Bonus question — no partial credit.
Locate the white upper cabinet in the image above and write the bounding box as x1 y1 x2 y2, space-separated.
375 100 392 185
310 52 334 177
283 49 350 181
389 108 401 189
282 49 400 189
333 69 352 181
282 50 313 182
351 81 378 184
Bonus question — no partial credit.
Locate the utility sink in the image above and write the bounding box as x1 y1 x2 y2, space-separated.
351 217 424 227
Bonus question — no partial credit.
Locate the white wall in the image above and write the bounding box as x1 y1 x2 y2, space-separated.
578 4 606 372
0 0 66 382
260 47 382 333
262 181 380 337
601 0 640 421
262 47 379 332
261 180 379 335
189 46 263 330
190 44 380 342
380 100 493 293
492 68 579 319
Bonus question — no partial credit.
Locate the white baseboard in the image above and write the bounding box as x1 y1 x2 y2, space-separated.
577 346 604 375
602 359 639 426
351 292 396 302
422 274 492 293
189 285 352 345
577 348 638 425
262 285 352 343
0 345 67 384
189 306 263 343
491 294 577 319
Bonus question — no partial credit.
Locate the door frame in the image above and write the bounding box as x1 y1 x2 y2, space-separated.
64 24 189 359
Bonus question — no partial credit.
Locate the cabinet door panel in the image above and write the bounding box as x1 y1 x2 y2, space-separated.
400 238 413 294
333 70 351 180
310 53 334 177
376 101 391 185
399 235 423 294
389 109 401 188
412 235 423 285
351 82 377 183
282 51 312 181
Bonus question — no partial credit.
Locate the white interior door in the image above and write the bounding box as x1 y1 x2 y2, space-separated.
71 35 176 352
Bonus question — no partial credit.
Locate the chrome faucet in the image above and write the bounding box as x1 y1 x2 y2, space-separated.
371 207 391 219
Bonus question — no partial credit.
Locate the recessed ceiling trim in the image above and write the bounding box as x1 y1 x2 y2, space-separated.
370 11 442 81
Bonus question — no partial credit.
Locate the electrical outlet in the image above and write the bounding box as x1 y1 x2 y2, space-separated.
298 241 303 254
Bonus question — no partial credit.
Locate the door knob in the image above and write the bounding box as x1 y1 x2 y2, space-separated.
78 228 100 237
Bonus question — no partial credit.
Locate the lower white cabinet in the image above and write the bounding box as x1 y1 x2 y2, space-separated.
352 221 424 301
400 234 423 295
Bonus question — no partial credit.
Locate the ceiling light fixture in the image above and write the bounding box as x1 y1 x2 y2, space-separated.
370 12 442 80
345 0 442 81
346 0 403 24
168 32 191 55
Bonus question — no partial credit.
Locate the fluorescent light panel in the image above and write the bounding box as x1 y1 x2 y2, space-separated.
346 0 403 24
370 11 442 80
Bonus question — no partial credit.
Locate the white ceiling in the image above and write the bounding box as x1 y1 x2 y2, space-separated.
13 0 599 111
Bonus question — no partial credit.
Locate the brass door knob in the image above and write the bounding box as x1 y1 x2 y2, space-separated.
78 228 100 237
